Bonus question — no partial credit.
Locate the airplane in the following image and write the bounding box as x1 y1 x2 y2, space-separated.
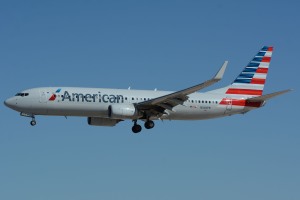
4 46 291 133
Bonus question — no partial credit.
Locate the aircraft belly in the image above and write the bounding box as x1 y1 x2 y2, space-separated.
45 102 108 117
165 105 227 120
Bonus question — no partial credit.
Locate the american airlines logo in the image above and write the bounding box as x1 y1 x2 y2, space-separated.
61 90 124 103
49 89 61 101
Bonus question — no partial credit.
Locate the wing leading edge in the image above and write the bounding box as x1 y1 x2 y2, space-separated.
136 61 228 114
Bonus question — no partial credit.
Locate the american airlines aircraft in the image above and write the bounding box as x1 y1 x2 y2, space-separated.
4 46 291 133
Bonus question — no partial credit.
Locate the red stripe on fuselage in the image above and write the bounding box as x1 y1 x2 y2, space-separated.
219 98 262 108
226 88 263 95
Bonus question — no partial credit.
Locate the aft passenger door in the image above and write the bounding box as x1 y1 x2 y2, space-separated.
39 90 47 103
225 97 232 113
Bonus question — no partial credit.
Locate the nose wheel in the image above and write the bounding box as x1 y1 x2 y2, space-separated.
30 120 36 126
30 116 36 126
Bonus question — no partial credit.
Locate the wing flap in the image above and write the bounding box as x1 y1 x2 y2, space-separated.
157 103 174 111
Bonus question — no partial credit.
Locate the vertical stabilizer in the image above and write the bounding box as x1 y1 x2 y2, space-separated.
208 46 273 97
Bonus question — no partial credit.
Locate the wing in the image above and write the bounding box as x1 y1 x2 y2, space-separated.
136 61 228 117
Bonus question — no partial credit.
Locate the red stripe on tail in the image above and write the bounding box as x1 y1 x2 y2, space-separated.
251 78 266 84
226 88 263 95
262 57 271 62
256 68 268 74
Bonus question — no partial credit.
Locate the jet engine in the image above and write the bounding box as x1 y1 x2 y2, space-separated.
108 104 141 119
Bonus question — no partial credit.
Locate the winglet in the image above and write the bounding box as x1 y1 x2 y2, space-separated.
214 61 228 80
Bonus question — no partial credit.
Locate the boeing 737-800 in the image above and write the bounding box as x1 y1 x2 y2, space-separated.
4 46 291 133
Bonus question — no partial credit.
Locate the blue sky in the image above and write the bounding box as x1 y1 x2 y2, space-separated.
0 1 299 200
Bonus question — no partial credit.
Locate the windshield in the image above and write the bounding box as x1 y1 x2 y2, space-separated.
15 93 29 97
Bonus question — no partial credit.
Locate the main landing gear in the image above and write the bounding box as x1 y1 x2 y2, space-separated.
132 120 155 133
132 121 142 133
144 120 155 129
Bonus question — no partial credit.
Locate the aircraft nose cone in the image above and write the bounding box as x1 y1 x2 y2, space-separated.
4 98 14 109
4 99 9 106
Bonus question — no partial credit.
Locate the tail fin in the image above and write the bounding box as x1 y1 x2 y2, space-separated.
208 46 273 97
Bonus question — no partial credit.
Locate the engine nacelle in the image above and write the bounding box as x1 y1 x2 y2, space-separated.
87 117 121 126
108 104 141 119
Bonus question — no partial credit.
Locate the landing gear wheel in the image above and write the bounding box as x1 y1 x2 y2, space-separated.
30 120 36 126
144 120 155 129
132 124 142 133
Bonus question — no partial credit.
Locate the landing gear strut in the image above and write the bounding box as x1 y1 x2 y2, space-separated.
132 120 142 133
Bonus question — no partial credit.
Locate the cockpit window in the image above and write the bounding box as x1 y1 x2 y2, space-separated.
15 93 29 97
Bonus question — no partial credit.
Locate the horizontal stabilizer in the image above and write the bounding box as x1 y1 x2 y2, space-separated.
246 89 292 102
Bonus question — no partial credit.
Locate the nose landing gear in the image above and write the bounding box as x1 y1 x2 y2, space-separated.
20 112 37 126
30 117 36 126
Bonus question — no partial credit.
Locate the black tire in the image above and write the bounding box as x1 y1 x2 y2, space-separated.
30 120 36 126
132 124 142 133
144 120 155 129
